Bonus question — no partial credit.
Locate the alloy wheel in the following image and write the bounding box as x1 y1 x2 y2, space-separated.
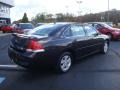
60 54 72 72
103 42 108 53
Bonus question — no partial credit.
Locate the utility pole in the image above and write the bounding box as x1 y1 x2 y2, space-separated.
76 1 82 16
107 0 110 22
65 5 69 14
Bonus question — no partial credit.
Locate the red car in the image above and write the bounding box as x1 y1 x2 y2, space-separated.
89 22 120 40
1 25 14 33
13 23 34 34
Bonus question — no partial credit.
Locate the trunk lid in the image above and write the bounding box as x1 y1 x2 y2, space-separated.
10 33 48 52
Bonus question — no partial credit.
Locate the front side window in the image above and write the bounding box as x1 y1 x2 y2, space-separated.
102 23 112 29
85 26 97 36
71 25 85 36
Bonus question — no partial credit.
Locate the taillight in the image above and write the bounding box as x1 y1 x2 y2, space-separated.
26 40 45 52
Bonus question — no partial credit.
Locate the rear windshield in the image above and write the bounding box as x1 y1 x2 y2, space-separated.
28 24 65 36
19 24 33 29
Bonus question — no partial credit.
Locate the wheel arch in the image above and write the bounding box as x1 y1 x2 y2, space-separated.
61 48 76 60
105 39 110 46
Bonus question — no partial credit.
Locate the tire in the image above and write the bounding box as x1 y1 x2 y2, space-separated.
55 52 73 73
101 41 109 54
106 33 112 40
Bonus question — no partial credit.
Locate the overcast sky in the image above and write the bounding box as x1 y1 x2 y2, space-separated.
10 0 120 22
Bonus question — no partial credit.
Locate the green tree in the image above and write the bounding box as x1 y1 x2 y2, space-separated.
21 13 29 23
31 13 46 24
31 12 76 24
56 13 75 22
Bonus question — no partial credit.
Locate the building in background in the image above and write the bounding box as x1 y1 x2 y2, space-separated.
0 0 14 24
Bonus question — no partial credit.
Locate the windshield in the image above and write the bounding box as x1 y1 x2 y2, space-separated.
19 24 33 29
102 23 112 29
28 24 65 36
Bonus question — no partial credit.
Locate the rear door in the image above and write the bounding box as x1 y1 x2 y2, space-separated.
70 25 89 58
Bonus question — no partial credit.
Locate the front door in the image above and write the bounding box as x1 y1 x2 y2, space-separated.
83 25 103 54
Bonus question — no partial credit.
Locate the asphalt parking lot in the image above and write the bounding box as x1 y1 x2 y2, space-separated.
0 34 120 90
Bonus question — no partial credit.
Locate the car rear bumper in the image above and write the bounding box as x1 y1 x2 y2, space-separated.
8 47 56 67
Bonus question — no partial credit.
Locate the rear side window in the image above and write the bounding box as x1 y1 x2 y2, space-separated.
71 25 85 36
29 24 65 36
84 26 97 36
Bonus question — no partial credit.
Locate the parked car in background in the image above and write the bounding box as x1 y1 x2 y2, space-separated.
1 24 14 33
8 23 109 73
0 20 7 31
88 22 120 40
36 23 44 27
13 23 34 34
35 23 47 27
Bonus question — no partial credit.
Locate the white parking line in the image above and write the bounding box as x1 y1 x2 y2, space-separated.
0 65 26 71
0 33 11 37
0 77 5 84
0 65 18 68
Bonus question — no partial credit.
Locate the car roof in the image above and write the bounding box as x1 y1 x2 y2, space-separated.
18 23 32 25
48 22 88 26
87 22 109 24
